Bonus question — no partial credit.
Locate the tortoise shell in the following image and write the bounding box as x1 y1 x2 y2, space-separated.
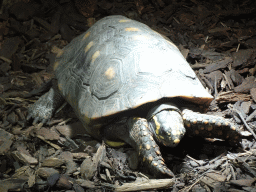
53 15 213 128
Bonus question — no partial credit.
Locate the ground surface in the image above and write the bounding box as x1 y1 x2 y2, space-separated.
0 0 256 191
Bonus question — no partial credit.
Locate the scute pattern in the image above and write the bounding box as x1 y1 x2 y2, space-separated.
90 58 122 99
54 15 213 126
27 15 243 178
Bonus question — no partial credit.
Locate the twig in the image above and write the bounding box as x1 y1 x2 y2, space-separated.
186 155 203 165
184 176 203 192
214 75 218 98
234 156 256 177
236 43 240 52
233 108 256 140
246 109 256 122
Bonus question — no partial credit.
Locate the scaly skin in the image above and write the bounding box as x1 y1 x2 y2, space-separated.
28 94 242 177
27 15 243 178
27 87 64 124
182 109 241 145
127 118 175 177
103 117 175 177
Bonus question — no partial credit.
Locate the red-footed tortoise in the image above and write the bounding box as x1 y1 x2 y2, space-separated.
28 15 241 177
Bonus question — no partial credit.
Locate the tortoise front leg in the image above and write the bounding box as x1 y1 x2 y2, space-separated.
27 86 65 124
103 117 174 178
182 109 242 145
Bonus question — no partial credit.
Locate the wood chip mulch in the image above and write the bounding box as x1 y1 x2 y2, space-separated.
1 0 256 191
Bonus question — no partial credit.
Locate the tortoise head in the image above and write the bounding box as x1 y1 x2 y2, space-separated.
147 103 186 147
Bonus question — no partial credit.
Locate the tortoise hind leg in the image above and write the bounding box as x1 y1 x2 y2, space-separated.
182 109 241 145
27 85 65 124
103 117 174 178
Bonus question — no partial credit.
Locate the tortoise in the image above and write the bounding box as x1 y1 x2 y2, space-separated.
28 15 241 177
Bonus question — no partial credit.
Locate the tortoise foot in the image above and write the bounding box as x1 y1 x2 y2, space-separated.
182 109 241 145
128 118 174 177
27 87 64 124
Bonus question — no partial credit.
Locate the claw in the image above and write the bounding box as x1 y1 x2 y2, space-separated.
33 117 40 125
162 167 174 177
41 119 47 125
148 157 174 178
128 118 175 177
26 114 32 121
26 87 65 126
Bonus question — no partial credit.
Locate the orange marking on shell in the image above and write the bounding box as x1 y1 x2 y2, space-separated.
195 130 199 134
186 123 191 127
104 67 115 80
193 120 197 124
200 127 204 130
153 163 157 166
225 122 230 126
181 96 213 106
231 126 236 131
82 31 90 40
85 41 94 53
148 156 153 162
156 150 161 155
204 120 209 125
125 27 140 32
119 19 130 22
91 51 100 63
103 108 117 117
133 35 150 41
207 126 213 131
217 122 221 127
